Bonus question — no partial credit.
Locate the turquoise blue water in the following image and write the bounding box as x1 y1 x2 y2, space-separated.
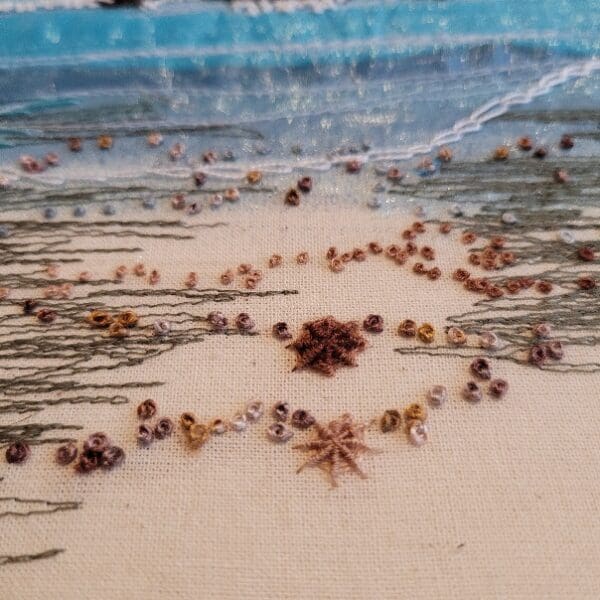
0 1 598 173
0 1 599 69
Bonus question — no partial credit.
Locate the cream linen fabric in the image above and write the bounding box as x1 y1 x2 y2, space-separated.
2 175 600 600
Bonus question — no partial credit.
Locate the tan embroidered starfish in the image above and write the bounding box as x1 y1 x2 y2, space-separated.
294 413 374 487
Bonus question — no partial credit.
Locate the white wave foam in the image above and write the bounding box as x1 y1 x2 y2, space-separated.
178 57 600 178
231 0 349 15
0 0 170 12
0 0 351 14
366 58 600 163
0 0 95 11
2 58 598 185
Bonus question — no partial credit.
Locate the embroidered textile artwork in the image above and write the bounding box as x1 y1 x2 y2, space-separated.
1 1 599 598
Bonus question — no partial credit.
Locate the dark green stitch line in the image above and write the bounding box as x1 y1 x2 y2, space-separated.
399 201 600 373
0 548 64 566
0 395 128 416
0 497 82 519
1 122 264 145
0 423 82 449
0 219 220 266
394 346 600 374
386 157 599 208
0 287 296 399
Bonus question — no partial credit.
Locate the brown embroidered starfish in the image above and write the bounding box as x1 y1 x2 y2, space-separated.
288 316 367 376
294 413 374 487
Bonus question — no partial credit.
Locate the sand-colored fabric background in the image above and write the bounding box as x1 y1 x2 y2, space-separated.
2 173 600 599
